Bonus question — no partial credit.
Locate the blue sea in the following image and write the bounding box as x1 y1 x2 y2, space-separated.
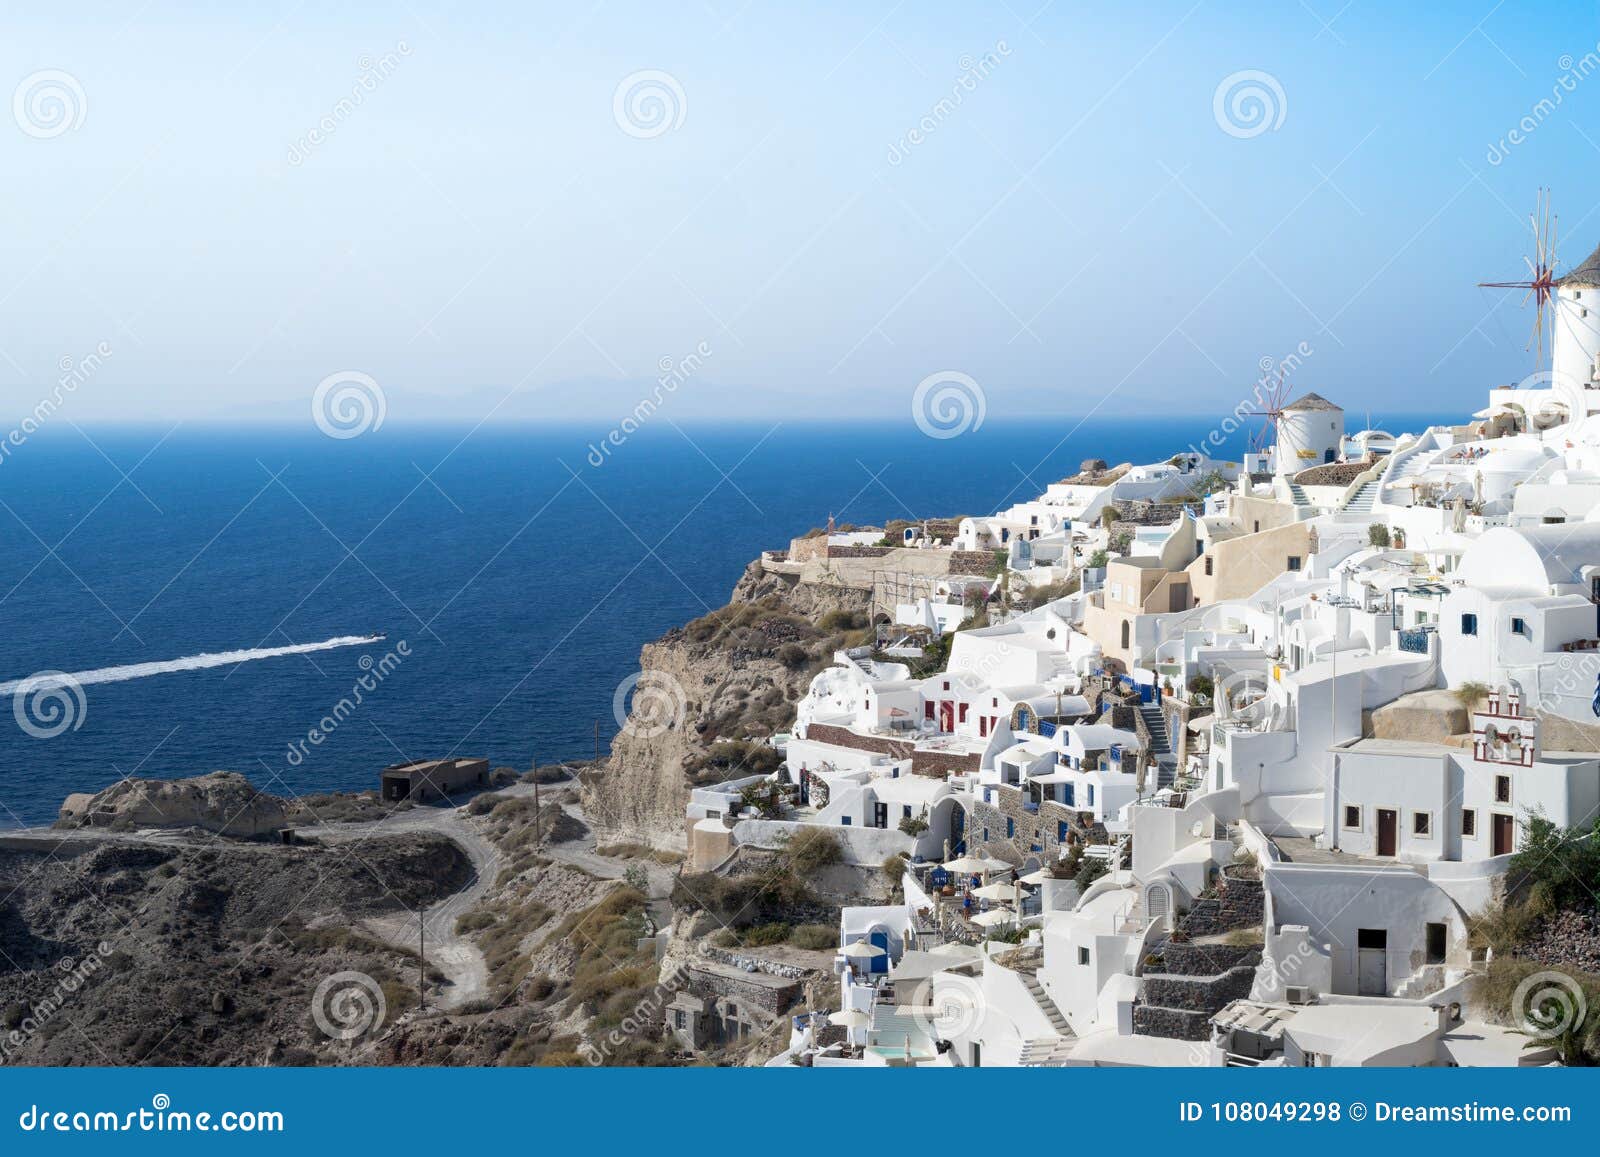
0 413 1452 825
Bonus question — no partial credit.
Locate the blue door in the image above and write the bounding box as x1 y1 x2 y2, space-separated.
869 930 890 974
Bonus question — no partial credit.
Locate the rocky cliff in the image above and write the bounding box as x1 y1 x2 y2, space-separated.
581 560 871 849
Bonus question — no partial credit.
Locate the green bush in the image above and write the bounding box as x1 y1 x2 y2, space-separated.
1508 813 1600 911
739 923 792 947
784 827 843 874
788 924 837 950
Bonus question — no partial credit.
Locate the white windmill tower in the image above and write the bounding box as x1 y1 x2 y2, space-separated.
1552 241 1600 401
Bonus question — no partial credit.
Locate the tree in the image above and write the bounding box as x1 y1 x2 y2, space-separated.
1367 523 1391 548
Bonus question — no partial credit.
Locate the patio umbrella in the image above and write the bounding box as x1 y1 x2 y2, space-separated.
1018 869 1053 886
971 882 1016 902
841 939 885 960
970 908 1015 927
943 854 1007 874
829 1008 872 1028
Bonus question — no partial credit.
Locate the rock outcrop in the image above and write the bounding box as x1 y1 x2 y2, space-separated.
57 771 289 837
581 559 870 850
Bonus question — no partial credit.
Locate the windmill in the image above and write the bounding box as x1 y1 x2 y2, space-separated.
1249 364 1293 461
1479 188 1559 364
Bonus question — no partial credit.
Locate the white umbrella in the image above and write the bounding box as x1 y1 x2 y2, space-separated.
970 908 1015 927
841 938 885 960
1018 869 1053 886
971 882 1016 901
829 1008 872 1028
944 854 1007 874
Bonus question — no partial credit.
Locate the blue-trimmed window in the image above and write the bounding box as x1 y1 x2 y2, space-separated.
1461 613 1477 636
1057 821 1069 842
1005 818 1014 838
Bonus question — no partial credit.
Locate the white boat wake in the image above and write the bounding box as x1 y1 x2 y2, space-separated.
0 635 380 694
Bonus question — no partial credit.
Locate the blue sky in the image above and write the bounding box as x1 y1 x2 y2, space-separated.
3 1 1600 423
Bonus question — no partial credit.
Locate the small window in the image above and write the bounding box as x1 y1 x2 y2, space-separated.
1413 812 1432 837
1511 617 1528 637
1077 947 1090 966
1495 775 1511 804
902 805 912 819
1462 809 1477 837
1286 556 1302 572
1006 818 1014 839
1058 821 1069 842
841 816 851 826
1460 613 1477 636
1343 805 1361 830
1253 520 1260 533
1087 785 1096 806
1204 556 1214 576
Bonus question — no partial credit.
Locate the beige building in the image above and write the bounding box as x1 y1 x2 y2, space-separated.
1186 520 1314 604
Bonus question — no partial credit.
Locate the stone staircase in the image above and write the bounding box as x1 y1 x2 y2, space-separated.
1138 702 1177 789
1019 971 1073 1037
1287 482 1309 506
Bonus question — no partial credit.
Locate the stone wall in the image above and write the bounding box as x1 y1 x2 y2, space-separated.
909 749 982 779
948 551 1001 576
1175 866 1264 939
969 787 1099 866
803 723 913 761
680 962 803 1018
798 723 981 779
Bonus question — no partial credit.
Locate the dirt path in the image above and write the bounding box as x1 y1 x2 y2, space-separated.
296 805 500 1009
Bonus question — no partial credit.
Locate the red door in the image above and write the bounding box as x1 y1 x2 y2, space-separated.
939 701 954 732
1376 809 1397 857
1492 813 1515 856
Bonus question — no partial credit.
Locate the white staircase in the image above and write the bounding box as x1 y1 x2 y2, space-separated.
1019 971 1073 1037
1342 480 1380 514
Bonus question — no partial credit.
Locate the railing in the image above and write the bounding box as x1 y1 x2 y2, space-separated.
1398 626 1435 654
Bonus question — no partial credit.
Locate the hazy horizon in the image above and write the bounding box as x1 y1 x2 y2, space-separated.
5 2 1600 428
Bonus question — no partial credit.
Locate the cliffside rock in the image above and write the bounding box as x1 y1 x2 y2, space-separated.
581 559 870 850
58 771 289 837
